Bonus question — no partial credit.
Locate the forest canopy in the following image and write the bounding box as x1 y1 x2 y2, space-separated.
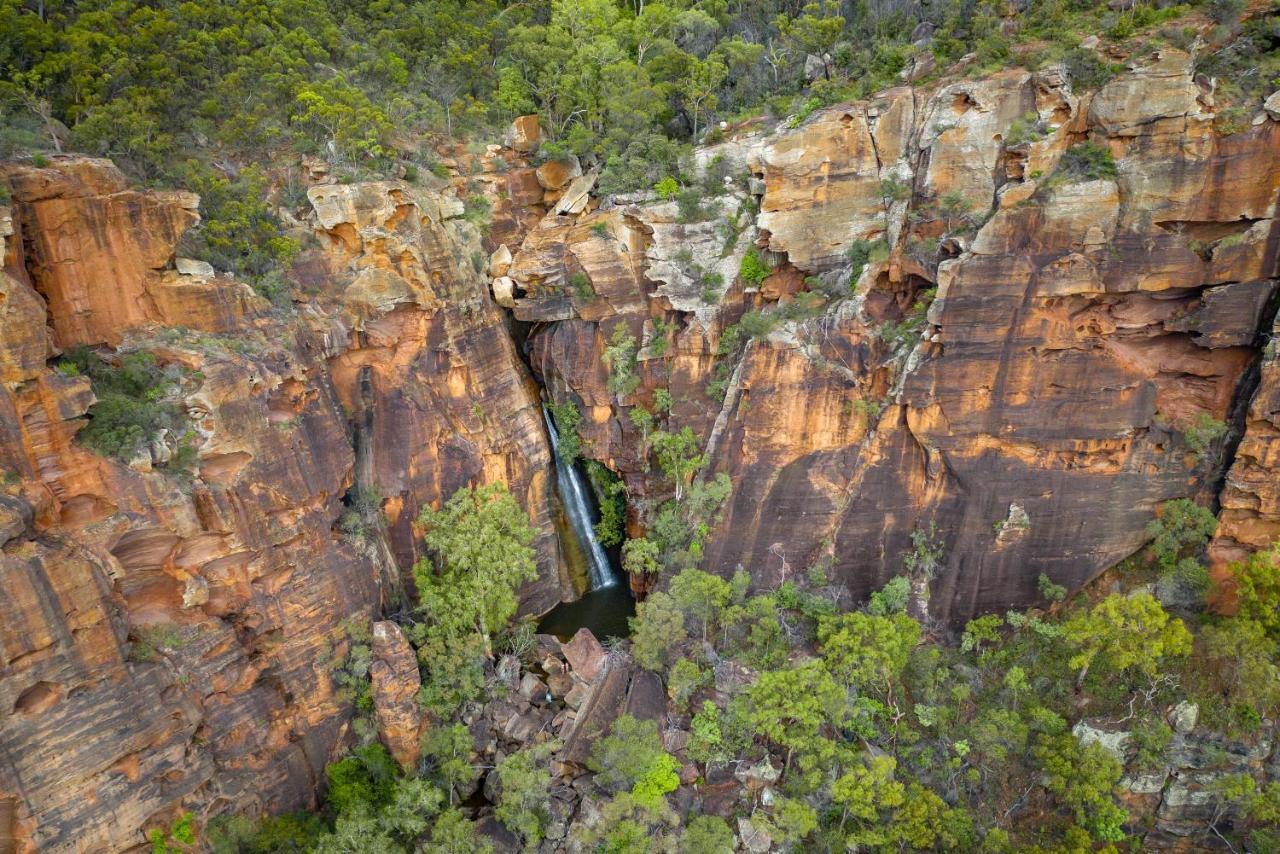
3 0 1273 193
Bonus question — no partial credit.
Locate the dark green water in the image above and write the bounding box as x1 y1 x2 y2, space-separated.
537 582 635 642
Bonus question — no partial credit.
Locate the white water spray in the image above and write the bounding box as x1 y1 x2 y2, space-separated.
543 407 617 590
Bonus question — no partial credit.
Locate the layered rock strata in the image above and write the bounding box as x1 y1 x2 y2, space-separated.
0 157 564 851
500 50 1280 624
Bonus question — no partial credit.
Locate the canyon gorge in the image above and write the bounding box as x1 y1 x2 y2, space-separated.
1 43 1279 852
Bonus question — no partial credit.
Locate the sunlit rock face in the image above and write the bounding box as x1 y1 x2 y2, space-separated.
505 50 1280 625
0 158 567 851
0 158 380 852
302 180 564 614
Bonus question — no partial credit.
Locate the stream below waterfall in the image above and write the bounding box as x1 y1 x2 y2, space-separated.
535 405 634 641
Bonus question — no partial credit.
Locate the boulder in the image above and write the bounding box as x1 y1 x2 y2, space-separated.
1073 720 1130 761
734 758 782 792
547 672 575 698
536 156 583 191
502 710 545 743
488 244 512 277
0 494 32 544
491 275 516 308
713 660 756 695
508 114 541 153
1169 701 1199 734
564 681 592 710
554 171 598 216
737 817 772 853
562 628 607 683
520 672 550 703
370 621 424 772
1265 90 1280 121
699 781 741 818
175 257 216 277
496 654 522 687
804 53 830 82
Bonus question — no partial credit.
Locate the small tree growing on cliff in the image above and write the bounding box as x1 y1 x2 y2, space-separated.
651 426 703 502
414 483 537 654
605 322 641 400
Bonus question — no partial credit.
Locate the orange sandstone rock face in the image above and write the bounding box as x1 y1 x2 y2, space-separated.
1 158 260 347
1211 312 1280 568
0 159 568 851
505 50 1280 624
302 181 566 613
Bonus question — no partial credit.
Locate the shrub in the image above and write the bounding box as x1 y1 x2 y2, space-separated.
569 271 595 301
597 134 689 196
206 812 325 854
1146 498 1216 602
846 238 889 273
1208 0 1245 25
738 309 778 339
586 460 625 547
1063 49 1119 91
1055 142 1118 182
630 591 687 670
1182 412 1227 459
622 536 661 578
179 164 299 284
698 155 732 195
667 657 708 712
323 743 399 818
149 812 195 854
654 176 679 199
738 247 771 288
605 323 640 399
700 271 725 303
867 576 911 616
1005 112 1046 145
1038 572 1068 603
462 194 491 229
1230 544 1280 637
676 188 712 223
546 400 583 464
683 816 735 853
1032 733 1126 841
588 715 680 805
494 743 556 846
63 348 194 468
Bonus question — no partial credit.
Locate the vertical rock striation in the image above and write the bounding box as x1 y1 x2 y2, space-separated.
0 157 568 851
502 50 1280 624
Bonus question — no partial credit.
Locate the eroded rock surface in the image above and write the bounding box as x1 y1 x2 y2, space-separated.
0 157 568 851
504 49 1280 624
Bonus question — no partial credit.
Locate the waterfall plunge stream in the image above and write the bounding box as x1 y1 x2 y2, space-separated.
536 405 634 641
543 407 617 590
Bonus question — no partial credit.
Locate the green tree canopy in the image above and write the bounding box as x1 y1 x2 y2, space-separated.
414 483 537 648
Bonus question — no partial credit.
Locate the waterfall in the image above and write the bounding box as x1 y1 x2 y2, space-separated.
543 407 617 590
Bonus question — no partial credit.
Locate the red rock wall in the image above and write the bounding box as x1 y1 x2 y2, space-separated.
503 50 1280 626
0 158 568 851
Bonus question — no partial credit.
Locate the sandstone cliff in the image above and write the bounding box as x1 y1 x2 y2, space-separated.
0 158 565 852
501 48 1280 625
